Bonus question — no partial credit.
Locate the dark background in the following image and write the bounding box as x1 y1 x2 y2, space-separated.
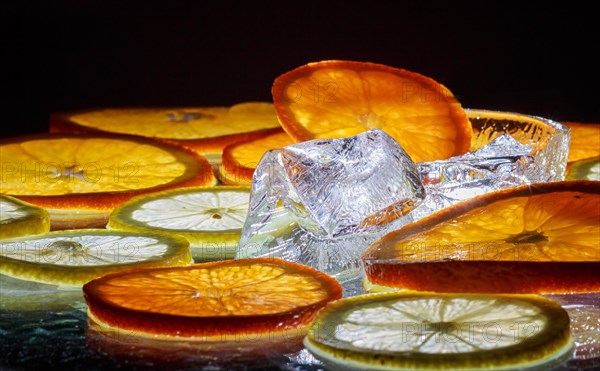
8 1 599 137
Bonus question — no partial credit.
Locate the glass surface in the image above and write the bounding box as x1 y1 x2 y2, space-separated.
1 274 598 370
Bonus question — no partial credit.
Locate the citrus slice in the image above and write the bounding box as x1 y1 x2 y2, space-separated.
566 156 600 181
0 230 191 286
83 257 342 340
219 130 294 185
50 102 283 163
0 195 50 239
363 181 600 294
305 292 572 370
272 60 471 162
108 186 250 261
0 133 215 229
564 122 600 163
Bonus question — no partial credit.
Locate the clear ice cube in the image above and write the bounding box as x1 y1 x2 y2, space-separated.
411 110 571 219
236 129 425 280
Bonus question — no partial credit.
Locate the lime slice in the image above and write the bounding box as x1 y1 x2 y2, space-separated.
0 229 192 286
566 156 600 180
305 292 572 370
0 195 50 239
108 187 249 261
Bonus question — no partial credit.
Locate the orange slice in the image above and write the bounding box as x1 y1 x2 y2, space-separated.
272 60 471 162
50 102 282 163
363 181 600 294
565 122 600 163
84 257 343 341
0 133 215 229
219 130 294 185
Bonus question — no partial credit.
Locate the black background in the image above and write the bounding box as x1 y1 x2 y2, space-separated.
8 1 599 137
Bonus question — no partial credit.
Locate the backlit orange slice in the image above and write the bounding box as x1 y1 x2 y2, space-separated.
272 60 471 162
363 181 600 294
50 102 282 163
564 122 600 163
219 130 294 185
0 133 215 229
84 257 342 341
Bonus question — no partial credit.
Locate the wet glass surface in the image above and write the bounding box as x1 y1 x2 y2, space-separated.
1 274 598 370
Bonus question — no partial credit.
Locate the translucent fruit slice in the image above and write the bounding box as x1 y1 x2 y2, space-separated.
564 122 600 163
305 292 572 370
0 133 215 229
363 181 600 294
0 195 50 239
219 130 294 185
272 60 472 162
566 156 600 181
108 186 250 261
50 102 283 163
0 230 192 286
83 258 343 340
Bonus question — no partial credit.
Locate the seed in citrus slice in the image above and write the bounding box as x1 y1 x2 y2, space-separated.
0 133 215 230
272 60 471 162
0 229 191 286
305 292 572 370
363 181 600 294
219 130 294 185
108 186 250 262
566 156 600 181
0 195 50 239
564 122 600 163
83 257 342 341
50 102 282 163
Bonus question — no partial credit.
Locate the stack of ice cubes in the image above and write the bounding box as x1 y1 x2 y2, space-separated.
236 110 570 281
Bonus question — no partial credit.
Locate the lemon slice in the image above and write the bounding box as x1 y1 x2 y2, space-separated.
0 230 192 286
108 187 249 262
0 195 50 239
305 292 573 370
566 156 600 180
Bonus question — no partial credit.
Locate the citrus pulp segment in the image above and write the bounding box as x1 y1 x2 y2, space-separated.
219 130 294 185
50 102 283 163
363 181 600 293
272 60 471 162
564 122 600 163
108 186 250 261
0 133 215 229
83 258 343 340
305 292 572 370
0 229 191 286
0 195 50 239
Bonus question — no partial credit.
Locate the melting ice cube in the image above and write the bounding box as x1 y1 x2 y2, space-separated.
411 110 571 219
236 129 425 280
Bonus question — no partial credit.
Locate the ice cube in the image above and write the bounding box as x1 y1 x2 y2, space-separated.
412 110 570 219
236 129 425 280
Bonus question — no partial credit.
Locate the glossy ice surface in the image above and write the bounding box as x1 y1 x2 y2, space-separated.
237 129 425 281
